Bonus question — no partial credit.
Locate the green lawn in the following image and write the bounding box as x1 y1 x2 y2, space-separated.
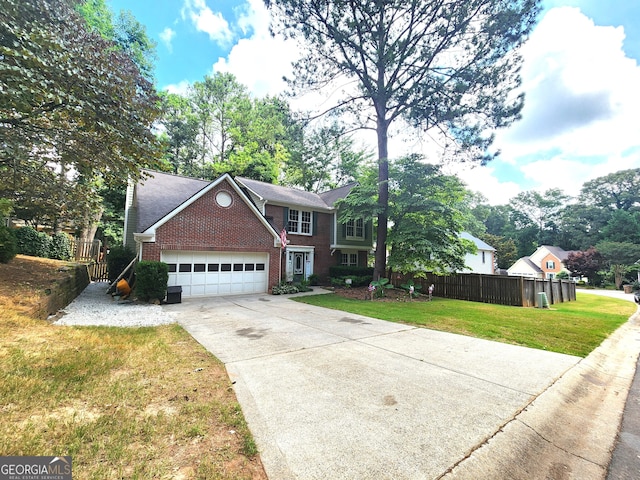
294 292 637 357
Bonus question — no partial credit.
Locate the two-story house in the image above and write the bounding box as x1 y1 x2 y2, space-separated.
123 170 372 297
457 232 496 275
507 245 574 279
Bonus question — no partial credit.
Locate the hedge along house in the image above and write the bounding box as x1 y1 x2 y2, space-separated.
123 170 373 297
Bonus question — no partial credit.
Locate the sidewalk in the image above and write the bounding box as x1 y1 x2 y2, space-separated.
441 289 640 479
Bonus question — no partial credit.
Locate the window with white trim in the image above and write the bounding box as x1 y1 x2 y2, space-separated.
546 260 555 269
341 253 358 266
288 209 312 235
345 219 364 239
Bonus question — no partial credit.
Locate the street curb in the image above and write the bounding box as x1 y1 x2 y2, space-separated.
441 307 640 480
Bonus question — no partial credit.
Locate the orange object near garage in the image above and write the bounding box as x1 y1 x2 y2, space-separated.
116 279 131 297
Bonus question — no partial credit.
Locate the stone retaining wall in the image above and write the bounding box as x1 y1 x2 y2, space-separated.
33 265 90 320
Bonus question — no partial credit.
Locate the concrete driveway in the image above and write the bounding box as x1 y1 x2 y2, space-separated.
164 289 585 479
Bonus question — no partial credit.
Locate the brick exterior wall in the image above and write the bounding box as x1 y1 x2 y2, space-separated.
140 180 281 290
265 204 340 283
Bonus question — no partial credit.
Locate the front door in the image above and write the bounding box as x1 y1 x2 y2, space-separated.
286 249 314 283
293 252 304 282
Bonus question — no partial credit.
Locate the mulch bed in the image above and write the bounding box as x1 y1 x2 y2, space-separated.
330 285 433 302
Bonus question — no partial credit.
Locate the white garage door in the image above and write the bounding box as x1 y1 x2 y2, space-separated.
161 251 269 297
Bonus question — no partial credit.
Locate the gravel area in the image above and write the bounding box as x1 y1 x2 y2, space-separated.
54 281 178 327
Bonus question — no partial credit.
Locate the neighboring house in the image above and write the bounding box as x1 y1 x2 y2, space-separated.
458 232 496 274
123 170 372 297
507 245 574 279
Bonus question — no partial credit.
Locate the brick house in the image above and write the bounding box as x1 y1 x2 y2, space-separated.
507 245 575 279
123 170 372 297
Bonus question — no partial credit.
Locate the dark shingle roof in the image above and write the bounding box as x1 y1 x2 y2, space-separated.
319 183 356 207
135 172 355 234
136 170 209 232
236 177 351 210
520 257 544 273
541 245 572 261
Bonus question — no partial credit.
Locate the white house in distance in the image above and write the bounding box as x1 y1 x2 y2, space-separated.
458 232 496 275
508 245 574 279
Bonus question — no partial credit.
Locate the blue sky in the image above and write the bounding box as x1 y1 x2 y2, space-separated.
109 0 640 205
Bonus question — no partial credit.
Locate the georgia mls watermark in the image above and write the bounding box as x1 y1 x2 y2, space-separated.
0 457 72 480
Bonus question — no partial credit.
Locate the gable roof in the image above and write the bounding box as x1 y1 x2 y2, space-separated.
136 170 210 232
509 256 544 274
133 171 280 245
319 183 357 207
235 177 354 211
540 245 573 262
460 232 495 251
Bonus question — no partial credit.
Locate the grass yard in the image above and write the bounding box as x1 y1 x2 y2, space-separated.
0 256 266 479
295 291 637 357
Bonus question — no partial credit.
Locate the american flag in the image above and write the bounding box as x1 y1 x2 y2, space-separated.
280 228 287 250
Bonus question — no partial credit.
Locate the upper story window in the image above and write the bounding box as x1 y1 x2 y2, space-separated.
546 260 556 269
288 209 312 235
345 219 364 239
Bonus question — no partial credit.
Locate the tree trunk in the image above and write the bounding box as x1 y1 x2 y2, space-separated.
80 207 104 244
374 116 389 281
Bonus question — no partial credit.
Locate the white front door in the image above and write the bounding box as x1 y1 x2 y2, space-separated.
286 248 314 282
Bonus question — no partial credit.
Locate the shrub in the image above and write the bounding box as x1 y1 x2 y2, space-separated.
48 232 72 260
296 279 312 292
106 245 136 283
330 275 371 288
308 273 319 286
272 282 300 295
15 226 50 257
0 226 17 263
329 265 374 278
135 261 169 301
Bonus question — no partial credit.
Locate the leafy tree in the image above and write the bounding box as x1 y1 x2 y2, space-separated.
600 210 640 244
77 0 157 80
556 204 610 251
159 92 201 174
581 168 640 211
509 188 570 246
0 0 162 233
266 0 541 279
160 74 295 183
339 156 475 275
565 247 604 284
595 241 640 289
284 124 371 192
480 233 518 270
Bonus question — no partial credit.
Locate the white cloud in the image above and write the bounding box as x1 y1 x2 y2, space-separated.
497 7 640 162
212 0 297 97
182 0 232 44
463 6 640 205
159 27 176 53
163 80 191 96
452 163 523 205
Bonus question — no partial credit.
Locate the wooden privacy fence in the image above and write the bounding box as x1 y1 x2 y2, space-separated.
87 262 109 281
70 238 102 262
391 272 576 307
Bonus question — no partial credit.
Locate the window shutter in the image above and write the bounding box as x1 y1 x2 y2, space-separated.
283 207 289 230
313 212 318 235
342 222 346 238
